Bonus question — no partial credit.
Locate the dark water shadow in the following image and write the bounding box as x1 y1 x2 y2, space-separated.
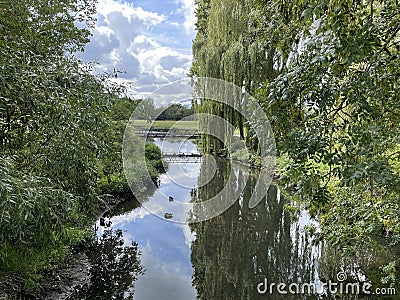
68 228 145 300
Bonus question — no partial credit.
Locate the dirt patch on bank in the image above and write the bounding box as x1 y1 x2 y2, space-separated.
0 197 134 300
0 252 90 300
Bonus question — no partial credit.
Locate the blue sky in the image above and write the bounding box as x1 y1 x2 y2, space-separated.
79 0 196 104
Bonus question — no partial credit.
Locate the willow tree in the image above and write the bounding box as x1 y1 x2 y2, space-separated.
260 0 400 287
192 0 250 154
191 0 302 155
192 0 400 288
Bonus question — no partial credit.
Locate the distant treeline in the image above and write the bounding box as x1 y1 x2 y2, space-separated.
129 98 194 121
156 103 194 120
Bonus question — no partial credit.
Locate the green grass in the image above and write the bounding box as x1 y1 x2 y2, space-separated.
133 120 199 131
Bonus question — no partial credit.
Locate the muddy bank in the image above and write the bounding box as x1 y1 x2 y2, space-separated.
0 197 130 300
0 252 90 300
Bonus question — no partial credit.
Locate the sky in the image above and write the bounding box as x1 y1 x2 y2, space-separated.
78 0 196 105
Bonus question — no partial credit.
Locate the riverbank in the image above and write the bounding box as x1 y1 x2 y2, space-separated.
0 195 139 299
0 196 118 299
0 252 90 300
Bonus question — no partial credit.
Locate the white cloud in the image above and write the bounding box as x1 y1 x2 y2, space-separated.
83 26 119 62
135 245 196 299
79 0 195 102
97 0 165 26
135 46 191 74
129 35 160 53
175 0 196 35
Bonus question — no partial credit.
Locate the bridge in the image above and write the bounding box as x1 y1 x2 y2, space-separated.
136 129 200 138
162 152 203 163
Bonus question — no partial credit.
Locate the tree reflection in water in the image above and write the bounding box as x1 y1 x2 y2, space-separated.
70 229 145 300
190 157 319 299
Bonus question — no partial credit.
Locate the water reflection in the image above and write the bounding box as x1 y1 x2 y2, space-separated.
98 212 197 299
76 138 332 299
190 157 321 299
69 229 144 300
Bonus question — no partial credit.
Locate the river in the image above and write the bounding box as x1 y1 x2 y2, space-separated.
71 138 378 300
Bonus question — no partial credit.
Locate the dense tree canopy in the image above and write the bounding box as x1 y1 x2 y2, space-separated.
191 0 400 287
0 0 151 284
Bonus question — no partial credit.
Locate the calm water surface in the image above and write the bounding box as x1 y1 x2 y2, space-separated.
76 138 376 299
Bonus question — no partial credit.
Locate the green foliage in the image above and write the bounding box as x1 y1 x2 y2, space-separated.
131 98 157 120
132 99 195 121
155 103 194 120
230 149 249 164
0 0 151 287
264 0 400 192
97 108 132 197
321 187 400 249
98 172 130 197
320 187 400 289
192 0 400 285
145 142 166 182
0 0 118 212
144 143 162 161
108 97 139 121
97 98 165 196
381 261 399 287
0 157 72 249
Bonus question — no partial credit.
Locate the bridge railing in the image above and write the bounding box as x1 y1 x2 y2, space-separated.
135 129 200 138
162 152 202 157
